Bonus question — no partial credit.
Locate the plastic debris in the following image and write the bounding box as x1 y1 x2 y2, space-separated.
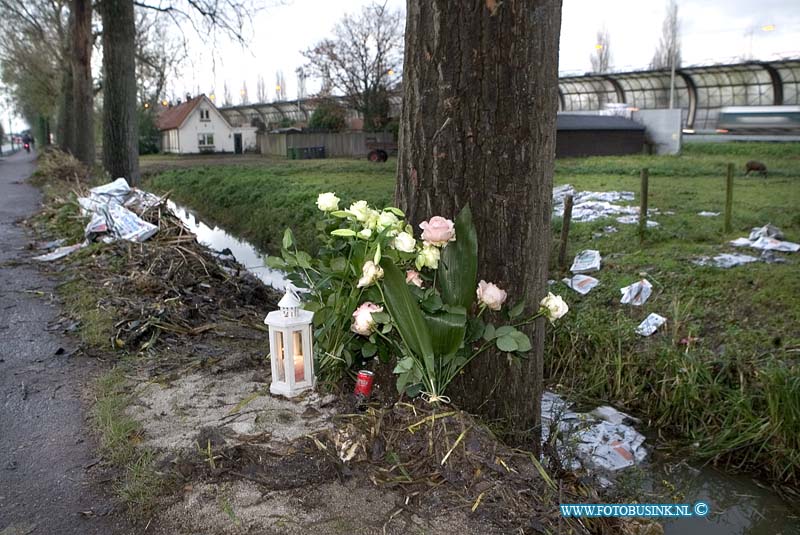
620 279 652 306
562 274 600 295
635 313 667 336
541 391 647 475
693 253 760 268
570 250 602 274
32 241 88 261
616 215 659 227
697 211 720 217
749 224 783 241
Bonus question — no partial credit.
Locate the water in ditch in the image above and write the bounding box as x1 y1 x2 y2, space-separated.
169 200 798 535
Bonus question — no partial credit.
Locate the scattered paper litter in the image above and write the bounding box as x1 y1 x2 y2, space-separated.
698 211 720 217
552 184 639 223
570 250 602 274
620 279 652 306
33 241 88 261
749 224 783 241
729 237 753 247
541 391 647 475
693 253 760 268
616 215 659 227
750 236 800 253
635 313 667 336
562 274 600 295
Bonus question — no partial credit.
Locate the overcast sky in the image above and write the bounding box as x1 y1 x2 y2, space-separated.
175 0 800 103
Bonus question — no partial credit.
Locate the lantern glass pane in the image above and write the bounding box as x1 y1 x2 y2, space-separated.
293 330 304 382
275 331 285 382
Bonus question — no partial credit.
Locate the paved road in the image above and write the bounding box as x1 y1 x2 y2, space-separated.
0 150 128 534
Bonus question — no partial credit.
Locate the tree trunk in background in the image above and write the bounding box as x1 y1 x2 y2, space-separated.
57 62 75 154
71 0 94 167
100 0 140 184
396 0 562 448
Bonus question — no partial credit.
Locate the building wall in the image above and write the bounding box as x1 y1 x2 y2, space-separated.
555 130 645 158
177 103 235 153
161 129 180 153
232 126 259 152
259 131 395 157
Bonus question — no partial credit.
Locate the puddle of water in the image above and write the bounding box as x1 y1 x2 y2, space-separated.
657 463 799 535
167 200 798 535
167 201 288 290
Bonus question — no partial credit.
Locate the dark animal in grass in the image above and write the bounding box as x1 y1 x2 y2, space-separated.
745 160 767 177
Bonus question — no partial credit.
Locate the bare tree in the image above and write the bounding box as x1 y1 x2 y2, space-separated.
256 74 267 103
240 80 249 104
590 27 612 73
397 0 562 448
71 0 94 165
223 81 232 106
275 70 286 101
650 0 681 70
302 1 403 131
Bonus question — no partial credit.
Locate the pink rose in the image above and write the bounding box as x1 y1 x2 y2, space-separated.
405 269 424 288
476 280 507 311
351 302 383 336
419 216 456 247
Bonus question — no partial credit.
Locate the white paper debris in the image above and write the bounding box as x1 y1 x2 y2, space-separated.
693 253 760 268
77 179 159 243
32 241 88 261
750 236 800 252
616 215 659 227
562 274 600 295
552 185 640 223
541 392 647 475
635 313 667 336
620 279 652 306
749 224 783 241
698 211 720 217
570 250 602 274
729 237 753 247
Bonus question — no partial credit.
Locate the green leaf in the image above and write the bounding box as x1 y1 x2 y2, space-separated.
512 331 532 352
362 342 377 358
331 229 356 237
495 325 515 337
384 207 405 217
496 335 519 352
373 243 381 265
466 317 486 343
329 257 348 273
483 323 496 341
266 255 287 269
423 309 467 358
282 228 294 249
438 205 478 309
393 356 415 373
370 311 390 324
296 251 312 269
330 210 351 218
379 259 434 362
421 293 443 313
508 300 526 319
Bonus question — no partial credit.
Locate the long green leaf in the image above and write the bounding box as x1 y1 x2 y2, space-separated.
423 310 467 358
379 259 434 361
438 206 478 309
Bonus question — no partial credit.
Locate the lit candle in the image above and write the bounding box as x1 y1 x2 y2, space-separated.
294 355 304 382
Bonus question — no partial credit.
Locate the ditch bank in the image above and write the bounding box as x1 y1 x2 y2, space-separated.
29 151 624 534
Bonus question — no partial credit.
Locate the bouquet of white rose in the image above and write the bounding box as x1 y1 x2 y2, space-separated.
268 193 568 401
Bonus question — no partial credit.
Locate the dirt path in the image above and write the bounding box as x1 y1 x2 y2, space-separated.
0 150 128 534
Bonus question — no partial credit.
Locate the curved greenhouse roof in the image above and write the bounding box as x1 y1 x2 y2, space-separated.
557 59 800 130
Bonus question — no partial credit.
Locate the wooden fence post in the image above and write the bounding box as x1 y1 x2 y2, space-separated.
724 163 734 233
639 168 649 243
558 194 574 271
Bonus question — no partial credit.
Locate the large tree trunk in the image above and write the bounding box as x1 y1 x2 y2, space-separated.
100 0 140 185
71 0 94 167
56 62 75 153
396 0 562 448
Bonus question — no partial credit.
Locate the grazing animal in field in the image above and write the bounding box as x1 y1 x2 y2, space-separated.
745 160 767 177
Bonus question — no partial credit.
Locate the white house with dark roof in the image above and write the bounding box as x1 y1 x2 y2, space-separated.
155 94 258 154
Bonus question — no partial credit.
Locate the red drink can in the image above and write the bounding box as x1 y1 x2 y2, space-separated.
354 370 375 397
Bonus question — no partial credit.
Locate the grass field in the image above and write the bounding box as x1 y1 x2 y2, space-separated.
146 142 800 486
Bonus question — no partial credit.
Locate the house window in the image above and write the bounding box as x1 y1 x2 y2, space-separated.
199 109 210 121
198 133 214 147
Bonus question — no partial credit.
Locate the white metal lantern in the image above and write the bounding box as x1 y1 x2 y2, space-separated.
264 287 315 397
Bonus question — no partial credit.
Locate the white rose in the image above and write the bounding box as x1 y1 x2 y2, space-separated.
377 211 400 231
540 292 569 323
392 232 416 253
476 280 507 311
358 228 373 239
347 200 371 222
415 244 441 270
316 192 340 212
365 209 381 230
351 302 383 336
357 260 384 288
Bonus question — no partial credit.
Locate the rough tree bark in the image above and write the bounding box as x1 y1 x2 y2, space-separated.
71 0 94 166
396 0 562 447
56 61 75 154
100 0 140 184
